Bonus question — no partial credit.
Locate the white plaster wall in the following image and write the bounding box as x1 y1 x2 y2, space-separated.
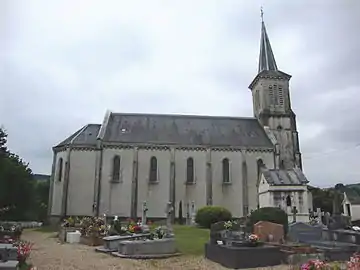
51 151 67 215
350 205 360 221
174 150 207 213
99 148 134 217
137 149 171 218
211 151 243 217
259 192 271 208
67 150 97 216
307 190 313 212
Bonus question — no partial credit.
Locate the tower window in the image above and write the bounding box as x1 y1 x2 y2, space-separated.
149 156 158 182
57 158 63 182
112 155 121 182
222 158 230 183
186 157 194 183
278 86 284 105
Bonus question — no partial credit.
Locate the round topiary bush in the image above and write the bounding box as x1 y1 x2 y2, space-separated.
248 207 288 235
195 206 232 228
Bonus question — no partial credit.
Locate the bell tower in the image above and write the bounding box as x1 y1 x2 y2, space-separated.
249 10 302 170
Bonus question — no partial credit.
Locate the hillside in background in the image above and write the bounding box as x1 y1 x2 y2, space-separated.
311 182 360 214
33 174 50 181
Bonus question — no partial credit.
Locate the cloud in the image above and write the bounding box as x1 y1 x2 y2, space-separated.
1 0 360 187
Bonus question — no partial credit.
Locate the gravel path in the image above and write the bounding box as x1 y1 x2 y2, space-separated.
23 230 290 270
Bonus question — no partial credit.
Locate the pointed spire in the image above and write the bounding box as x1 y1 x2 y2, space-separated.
258 8 278 73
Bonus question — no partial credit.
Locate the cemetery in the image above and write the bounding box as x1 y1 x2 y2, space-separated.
51 203 360 269
3 203 360 269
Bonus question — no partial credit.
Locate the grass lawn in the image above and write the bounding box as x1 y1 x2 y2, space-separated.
173 225 209 255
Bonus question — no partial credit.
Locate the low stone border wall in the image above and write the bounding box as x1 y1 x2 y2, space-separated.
80 236 104 246
0 221 43 229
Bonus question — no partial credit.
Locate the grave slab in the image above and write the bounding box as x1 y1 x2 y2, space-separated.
0 244 17 261
95 233 151 253
0 260 19 270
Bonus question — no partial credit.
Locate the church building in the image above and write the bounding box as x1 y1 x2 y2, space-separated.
48 17 313 224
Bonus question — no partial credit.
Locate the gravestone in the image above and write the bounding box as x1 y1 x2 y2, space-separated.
141 201 148 226
165 202 174 238
141 201 150 233
288 222 323 243
205 220 284 268
328 215 351 230
253 221 284 242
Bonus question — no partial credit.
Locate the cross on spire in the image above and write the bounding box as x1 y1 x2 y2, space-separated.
258 8 278 73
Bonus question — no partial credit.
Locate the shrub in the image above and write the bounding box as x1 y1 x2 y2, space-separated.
195 206 232 228
248 207 288 235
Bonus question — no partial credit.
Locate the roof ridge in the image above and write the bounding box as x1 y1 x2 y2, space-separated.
110 112 257 121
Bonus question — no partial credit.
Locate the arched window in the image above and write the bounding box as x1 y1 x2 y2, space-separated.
257 159 264 179
222 158 230 183
149 156 157 182
57 158 63 182
112 155 121 182
286 195 292 207
242 161 248 215
186 157 194 183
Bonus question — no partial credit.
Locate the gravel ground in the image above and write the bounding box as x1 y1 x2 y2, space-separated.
23 230 292 270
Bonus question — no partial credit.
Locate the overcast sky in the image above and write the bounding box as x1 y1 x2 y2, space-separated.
1 1 360 187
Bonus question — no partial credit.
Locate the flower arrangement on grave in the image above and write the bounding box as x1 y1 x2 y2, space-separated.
300 259 330 270
112 219 127 235
248 234 259 243
223 220 238 231
347 253 360 270
13 240 34 268
62 216 82 228
79 216 107 237
149 226 166 240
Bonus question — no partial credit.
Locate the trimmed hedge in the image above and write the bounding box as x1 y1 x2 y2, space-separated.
195 206 232 228
249 207 288 235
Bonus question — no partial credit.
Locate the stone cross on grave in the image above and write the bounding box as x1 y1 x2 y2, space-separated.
191 201 196 226
186 202 191 225
165 202 174 237
141 201 148 226
292 206 298 223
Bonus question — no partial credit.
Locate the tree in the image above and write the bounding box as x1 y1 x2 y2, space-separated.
0 127 34 221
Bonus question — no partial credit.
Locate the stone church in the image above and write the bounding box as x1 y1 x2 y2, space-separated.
48 18 313 224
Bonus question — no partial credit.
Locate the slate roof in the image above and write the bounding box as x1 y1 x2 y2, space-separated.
102 113 274 148
54 113 274 149
261 167 309 186
55 124 101 147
